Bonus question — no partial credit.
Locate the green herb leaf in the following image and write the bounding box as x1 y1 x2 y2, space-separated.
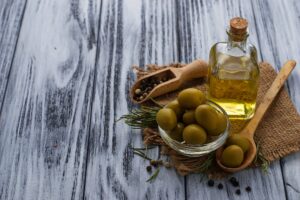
197 152 215 173
254 141 270 174
118 106 160 129
132 149 152 161
130 146 157 151
146 168 160 183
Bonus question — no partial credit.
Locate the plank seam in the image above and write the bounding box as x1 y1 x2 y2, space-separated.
175 0 182 62
249 0 264 62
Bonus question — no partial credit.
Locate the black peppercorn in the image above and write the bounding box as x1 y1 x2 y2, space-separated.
235 189 241 195
207 180 214 187
217 183 223 190
245 186 252 192
133 74 176 101
146 166 152 173
229 177 239 187
229 177 237 182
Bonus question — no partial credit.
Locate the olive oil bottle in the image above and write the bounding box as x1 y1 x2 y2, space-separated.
207 17 259 120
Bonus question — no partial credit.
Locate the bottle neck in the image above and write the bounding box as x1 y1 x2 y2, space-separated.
227 30 248 51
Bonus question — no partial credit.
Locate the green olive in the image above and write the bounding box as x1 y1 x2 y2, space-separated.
168 123 184 142
156 108 177 131
182 110 196 125
221 145 244 168
195 104 218 133
209 112 227 136
226 134 250 152
166 100 184 118
183 124 207 144
177 88 206 109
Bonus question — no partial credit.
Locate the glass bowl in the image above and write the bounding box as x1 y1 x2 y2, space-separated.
159 100 230 157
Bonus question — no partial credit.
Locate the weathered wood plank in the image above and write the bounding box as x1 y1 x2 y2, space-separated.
84 0 185 199
0 0 101 199
281 153 300 200
186 161 286 200
176 0 287 199
251 0 300 199
0 0 27 111
251 0 300 110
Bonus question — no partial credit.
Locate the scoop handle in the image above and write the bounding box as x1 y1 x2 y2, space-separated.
180 59 208 81
245 60 296 137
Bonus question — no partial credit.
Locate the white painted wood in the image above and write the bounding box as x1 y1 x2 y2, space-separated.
0 0 26 109
176 0 287 199
281 153 300 200
251 1 300 200
84 0 185 199
0 0 101 199
251 0 300 111
187 160 286 200
1 0 300 199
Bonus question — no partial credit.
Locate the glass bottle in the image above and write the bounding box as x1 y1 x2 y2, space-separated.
207 17 259 120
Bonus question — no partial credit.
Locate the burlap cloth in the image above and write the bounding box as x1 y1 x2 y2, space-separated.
134 62 300 177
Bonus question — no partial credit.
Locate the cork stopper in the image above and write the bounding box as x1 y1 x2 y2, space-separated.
230 17 248 35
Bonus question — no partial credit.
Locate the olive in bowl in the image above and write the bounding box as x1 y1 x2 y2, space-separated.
157 88 230 157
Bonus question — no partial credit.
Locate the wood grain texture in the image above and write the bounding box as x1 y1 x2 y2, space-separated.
251 1 300 200
0 0 101 199
186 161 286 200
176 0 287 199
0 0 27 110
84 0 185 199
1 0 300 199
251 0 300 111
281 153 300 200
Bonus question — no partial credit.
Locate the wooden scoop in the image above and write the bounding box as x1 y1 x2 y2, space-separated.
130 59 208 104
216 60 296 173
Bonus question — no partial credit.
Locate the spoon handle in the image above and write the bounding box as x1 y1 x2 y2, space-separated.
180 59 208 81
245 60 296 136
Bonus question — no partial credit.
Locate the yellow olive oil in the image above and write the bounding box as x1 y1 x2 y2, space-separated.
207 18 259 120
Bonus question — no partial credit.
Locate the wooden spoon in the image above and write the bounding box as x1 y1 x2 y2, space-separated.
216 60 296 173
130 59 208 104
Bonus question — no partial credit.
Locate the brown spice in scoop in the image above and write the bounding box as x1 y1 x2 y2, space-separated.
133 72 174 101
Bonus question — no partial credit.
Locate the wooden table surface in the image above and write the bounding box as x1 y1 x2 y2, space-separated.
1 0 300 199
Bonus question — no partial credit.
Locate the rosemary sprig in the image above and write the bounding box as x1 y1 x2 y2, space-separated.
118 106 160 129
132 147 168 167
146 168 160 183
197 152 215 173
260 157 269 174
131 146 156 151
131 146 162 183
254 141 270 174
132 149 152 161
